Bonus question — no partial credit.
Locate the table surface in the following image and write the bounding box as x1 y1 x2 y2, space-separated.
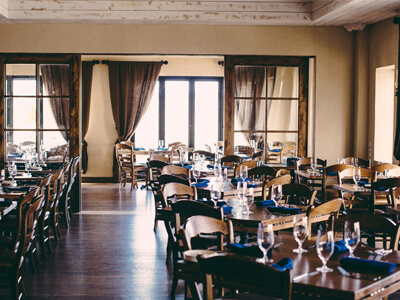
180 235 400 300
0 200 17 220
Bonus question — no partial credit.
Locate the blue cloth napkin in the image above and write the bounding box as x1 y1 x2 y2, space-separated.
192 181 209 188
340 257 396 274
226 243 272 258
132 147 145 150
271 257 293 272
157 147 168 151
190 178 210 184
327 172 336 176
268 148 281 153
334 239 352 254
375 187 388 191
267 206 301 215
223 206 233 214
255 200 276 207
231 178 251 185
358 181 369 187
0 200 12 207
3 186 31 193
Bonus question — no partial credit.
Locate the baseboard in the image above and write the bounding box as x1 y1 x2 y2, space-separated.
82 177 116 183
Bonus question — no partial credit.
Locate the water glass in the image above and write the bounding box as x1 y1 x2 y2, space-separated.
310 157 317 174
240 165 248 181
237 181 246 206
257 223 274 263
192 165 201 184
210 182 221 207
243 187 254 214
199 154 205 167
293 216 309 253
344 221 360 258
158 139 164 149
8 162 17 187
214 162 221 179
353 167 361 189
272 185 282 206
316 230 334 273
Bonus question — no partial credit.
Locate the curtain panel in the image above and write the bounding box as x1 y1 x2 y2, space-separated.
81 62 94 174
108 61 162 180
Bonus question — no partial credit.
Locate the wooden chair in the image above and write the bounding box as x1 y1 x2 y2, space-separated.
306 199 343 240
170 204 225 299
262 174 292 200
147 159 170 185
178 146 193 162
158 174 191 187
247 165 277 182
334 213 400 250
251 150 264 161
280 145 296 163
372 163 400 181
178 216 234 299
296 157 327 171
198 255 292 300
115 143 147 190
234 160 257 178
234 145 254 158
282 183 317 206
322 164 355 202
161 165 190 177
370 178 400 213
220 155 243 165
60 156 80 227
387 167 400 178
169 143 186 164
0 192 44 300
168 141 183 148
192 150 215 164
342 157 370 168
338 167 373 209
162 182 197 202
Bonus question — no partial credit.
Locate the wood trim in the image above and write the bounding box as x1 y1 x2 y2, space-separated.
0 56 4 167
82 177 116 183
224 56 235 156
298 57 309 158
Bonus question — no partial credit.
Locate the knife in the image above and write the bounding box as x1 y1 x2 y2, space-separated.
293 270 320 282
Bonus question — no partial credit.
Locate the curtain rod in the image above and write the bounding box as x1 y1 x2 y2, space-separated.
92 59 168 65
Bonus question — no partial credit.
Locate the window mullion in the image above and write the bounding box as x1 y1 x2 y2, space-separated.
188 79 195 148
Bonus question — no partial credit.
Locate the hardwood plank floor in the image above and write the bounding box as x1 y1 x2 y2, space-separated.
22 183 185 300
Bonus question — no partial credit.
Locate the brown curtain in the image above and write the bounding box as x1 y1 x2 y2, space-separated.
40 64 70 142
235 66 268 146
81 62 94 174
108 61 162 180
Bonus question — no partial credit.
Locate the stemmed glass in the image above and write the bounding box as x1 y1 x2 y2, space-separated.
316 230 334 273
221 167 228 187
353 168 361 190
257 223 274 263
8 161 17 187
310 157 317 174
210 182 221 208
293 216 309 253
192 164 201 184
344 221 360 258
0 169 5 192
193 153 199 165
240 165 248 181
272 185 282 206
237 181 247 206
158 139 164 149
199 154 205 167
243 187 254 214
214 162 221 181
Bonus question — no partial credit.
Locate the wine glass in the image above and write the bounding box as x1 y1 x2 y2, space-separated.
240 165 248 181
257 223 274 263
310 157 317 174
192 164 201 184
243 187 254 214
8 161 17 187
221 167 228 187
210 182 221 208
293 216 309 253
344 221 360 258
237 181 246 206
193 153 199 164
199 154 205 167
158 139 164 149
353 168 361 189
316 230 334 273
0 169 5 192
214 162 221 181
272 185 282 206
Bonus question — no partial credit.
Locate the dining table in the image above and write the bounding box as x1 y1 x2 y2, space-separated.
179 235 400 300
0 199 17 220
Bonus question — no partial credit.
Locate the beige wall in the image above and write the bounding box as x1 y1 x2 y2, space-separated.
0 23 357 176
368 19 399 165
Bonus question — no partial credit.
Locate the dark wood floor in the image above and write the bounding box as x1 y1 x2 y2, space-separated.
22 183 185 300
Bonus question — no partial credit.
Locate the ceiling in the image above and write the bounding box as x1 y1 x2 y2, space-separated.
0 0 400 27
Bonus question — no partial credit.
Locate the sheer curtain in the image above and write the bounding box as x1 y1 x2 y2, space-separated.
108 61 162 180
40 64 70 142
81 62 94 174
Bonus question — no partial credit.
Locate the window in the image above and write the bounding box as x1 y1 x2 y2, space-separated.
135 77 223 150
224 56 309 161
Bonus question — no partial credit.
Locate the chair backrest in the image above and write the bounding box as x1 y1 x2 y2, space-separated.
161 165 189 177
150 154 170 163
179 215 233 251
251 150 263 161
158 174 191 186
46 168 64 215
282 183 317 206
234 160 257 178
306 198 343 240
247 165 277 181
296 157 327 170
280 145 296 162
334 213 400 250
162 183 197 203
262 175 292 200
192 150 215 161
386 167 400 178
168 141 183 148
372 164 400 181
220 155 243 165
198 255 292 300
115 143 133 168
169 143 186 163
120 141 135 147
171 199 223 232
147 159 170 184
322 164 355 201
371 178 400 209
342 157 369 168
338 167 373 185
38 173 52 198
235 145 254 157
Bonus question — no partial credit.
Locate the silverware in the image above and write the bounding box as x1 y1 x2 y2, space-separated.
337 266 381 281
293 270 319 282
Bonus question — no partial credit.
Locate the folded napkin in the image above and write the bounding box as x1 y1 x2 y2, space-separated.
271 257 293 272
231 178 251 185
340 257 396 274
267 206 301 215
223 206 233 214
327 172 337 176
375 187 388 191
334 239 352 254
0 200 12 207
255 200 276 207
192 181 209 188
156 147 168 151
133 147 145 150
197 199 227 207
226 243 272 258
190 178 210 184
247 183 259 188
3 186 31 193
358 181 369 187
268 148 282 153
